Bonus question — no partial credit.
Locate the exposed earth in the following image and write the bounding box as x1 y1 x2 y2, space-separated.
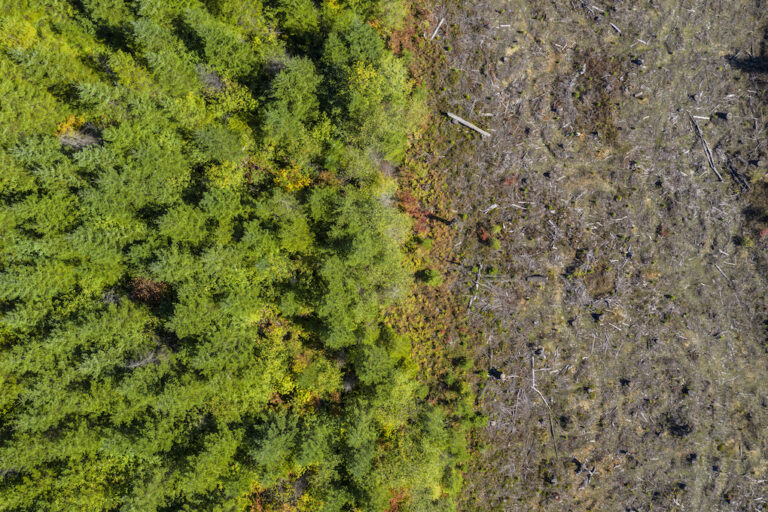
405 0 768 510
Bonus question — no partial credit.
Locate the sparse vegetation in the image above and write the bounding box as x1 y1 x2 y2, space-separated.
398 0 768 510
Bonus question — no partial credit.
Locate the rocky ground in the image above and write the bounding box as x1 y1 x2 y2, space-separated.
410 0 768 510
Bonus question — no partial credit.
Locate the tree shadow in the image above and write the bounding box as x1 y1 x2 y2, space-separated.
728 55 768 74
728 28 768 74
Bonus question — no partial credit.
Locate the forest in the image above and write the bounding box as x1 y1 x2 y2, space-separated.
0 0 476 510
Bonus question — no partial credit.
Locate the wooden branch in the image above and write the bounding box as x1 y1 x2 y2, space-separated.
531 355 559 461
468 264 483 311
446 112 491 137
688 112 723 181
430 18 445 40
714 263 730 282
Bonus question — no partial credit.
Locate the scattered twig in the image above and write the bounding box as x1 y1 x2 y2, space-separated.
468 264 483 311
446 112 492 137
688 112 723 181
531 355 559 461
430 18 445 40
714 263 730 282
609 23 622 34
726 161 751 191
580 463 597 489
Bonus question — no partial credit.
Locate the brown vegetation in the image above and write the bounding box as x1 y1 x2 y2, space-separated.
127 277 171 306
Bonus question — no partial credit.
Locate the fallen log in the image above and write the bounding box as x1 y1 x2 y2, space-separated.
430 18 445 40
446 112 491 138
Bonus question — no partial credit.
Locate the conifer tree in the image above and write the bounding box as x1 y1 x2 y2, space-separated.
0 1 470 510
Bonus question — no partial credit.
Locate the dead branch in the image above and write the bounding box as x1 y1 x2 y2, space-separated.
531 355 560 462
468 264 483 311
430 18 445 40
688 111 723 181
446 112 492 137
714 263 731 283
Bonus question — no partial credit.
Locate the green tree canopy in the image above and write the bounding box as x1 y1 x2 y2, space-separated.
0 1 467 511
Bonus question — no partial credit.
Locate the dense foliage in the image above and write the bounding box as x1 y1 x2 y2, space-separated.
0 1 471 510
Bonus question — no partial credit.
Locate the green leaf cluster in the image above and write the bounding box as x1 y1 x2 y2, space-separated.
0 0 466 511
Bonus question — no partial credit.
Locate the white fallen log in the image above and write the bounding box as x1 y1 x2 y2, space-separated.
446 112 491 137
430 18 445 40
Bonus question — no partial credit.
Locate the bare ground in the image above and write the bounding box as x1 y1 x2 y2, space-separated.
412 0 768 510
